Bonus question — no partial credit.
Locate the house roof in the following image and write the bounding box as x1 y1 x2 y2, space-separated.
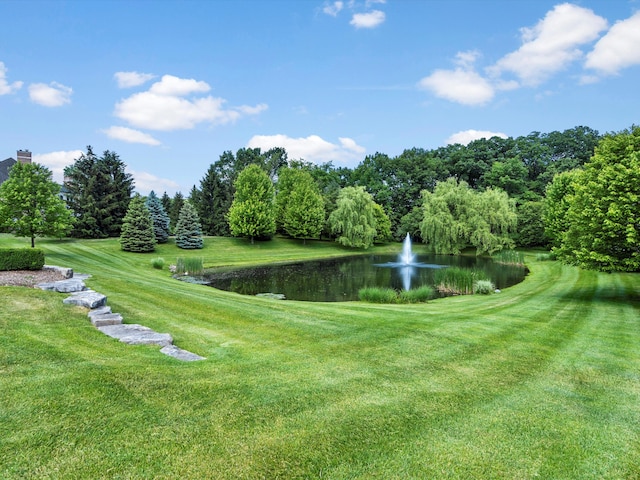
0 157 17 184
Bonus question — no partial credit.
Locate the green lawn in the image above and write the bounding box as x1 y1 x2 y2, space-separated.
1 235 639 479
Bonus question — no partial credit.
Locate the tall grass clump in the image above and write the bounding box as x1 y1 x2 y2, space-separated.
536 251 557 262
473 279 495 295
398 285 435 303
175 256 204 275
358 287 398 303
150 257 165 270
434 267 489 295
495 249 525 266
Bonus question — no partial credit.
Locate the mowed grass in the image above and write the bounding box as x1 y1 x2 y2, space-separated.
1 234 639 479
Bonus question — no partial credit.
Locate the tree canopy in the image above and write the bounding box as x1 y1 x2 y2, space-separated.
227 164 276 243
63 146 134 238
548 127 640 272
420 178 516 255
0 162 74 247
329 186 378 249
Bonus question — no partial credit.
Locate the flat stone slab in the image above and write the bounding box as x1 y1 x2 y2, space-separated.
43 265 74 279
98 324 172 347
37 278 86 293
63 290 107 309
160 345 206 361
90 313 123 327
88 306 112 318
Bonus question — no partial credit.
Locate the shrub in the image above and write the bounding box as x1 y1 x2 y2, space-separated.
474 280 495 295
151 257 165 270
536 252 557 262
358 287 398 303
398 285 435 303
0 248 45 271
175 257 204 276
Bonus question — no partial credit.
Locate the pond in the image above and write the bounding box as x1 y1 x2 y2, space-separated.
203 254 527 302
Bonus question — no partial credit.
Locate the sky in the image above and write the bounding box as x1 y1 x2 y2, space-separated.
1 0 639 195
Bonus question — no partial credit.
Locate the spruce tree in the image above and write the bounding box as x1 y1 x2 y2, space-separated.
169 191 185 232
175 201 204 249
120 194 156 252
161 191 172 216
145 190 170 243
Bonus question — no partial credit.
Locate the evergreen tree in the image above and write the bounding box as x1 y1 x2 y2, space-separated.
145 190 170 243
0 162 74 247
328 186 377 249
169 191 185 232
282 171 325 242
120 194 156 252
197 164 232 236
160 191 172 216
175 201 204 249
64 146 134 238
227 164 276 243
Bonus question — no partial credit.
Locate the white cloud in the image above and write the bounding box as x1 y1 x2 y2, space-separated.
489 3 608 86
114 74 267 131
0 61 22 95
148 74 210 96
247 134 366 165
323 1 343 16
103 126 161 146
114 71 155 88
418 68 494 106
350 10 385 28
33 150 83 183
129 170 180 196
446 130 508 146
28 82 73 107
584 11 640 76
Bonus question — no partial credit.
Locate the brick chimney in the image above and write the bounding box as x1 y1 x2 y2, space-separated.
17 149 32 164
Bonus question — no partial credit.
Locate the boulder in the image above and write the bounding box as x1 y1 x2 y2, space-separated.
37 278 86 293
43 265 73 279
98 324 172 346
63 290 107 309
88 306 112 318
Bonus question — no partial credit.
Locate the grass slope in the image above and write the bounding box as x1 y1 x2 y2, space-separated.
1 235 639 479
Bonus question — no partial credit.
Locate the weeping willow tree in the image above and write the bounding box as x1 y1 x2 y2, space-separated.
329 186 377 249
420 178 516 255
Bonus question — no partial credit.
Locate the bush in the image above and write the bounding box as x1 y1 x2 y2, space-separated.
0 248 45 271
536 252 557 262
175 257 204 276
474 280 495 295
151 257 165 270
398 285 435 303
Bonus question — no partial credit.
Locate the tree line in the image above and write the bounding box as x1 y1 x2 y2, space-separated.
1 125 638 272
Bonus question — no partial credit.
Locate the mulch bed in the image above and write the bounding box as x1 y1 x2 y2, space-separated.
0 269 66 288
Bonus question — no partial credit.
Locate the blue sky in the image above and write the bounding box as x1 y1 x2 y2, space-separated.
1 0 639 195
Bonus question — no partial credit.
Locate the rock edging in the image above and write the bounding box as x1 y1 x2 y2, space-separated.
37 266 205 362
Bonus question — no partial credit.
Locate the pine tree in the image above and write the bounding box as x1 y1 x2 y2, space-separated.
120 194 156 252
197 164 232 236
175 201 204 249
161 191 172 216
145 191 170 243
169 191 185 232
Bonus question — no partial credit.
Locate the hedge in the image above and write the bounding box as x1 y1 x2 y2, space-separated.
0 248 45 271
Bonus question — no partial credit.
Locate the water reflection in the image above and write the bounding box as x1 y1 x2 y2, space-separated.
203 254 527 302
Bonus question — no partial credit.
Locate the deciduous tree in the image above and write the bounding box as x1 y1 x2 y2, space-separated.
0 162 74 247
329 186 377 249
227 165 276 243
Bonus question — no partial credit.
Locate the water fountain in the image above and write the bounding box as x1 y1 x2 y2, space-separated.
375 234 446 290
